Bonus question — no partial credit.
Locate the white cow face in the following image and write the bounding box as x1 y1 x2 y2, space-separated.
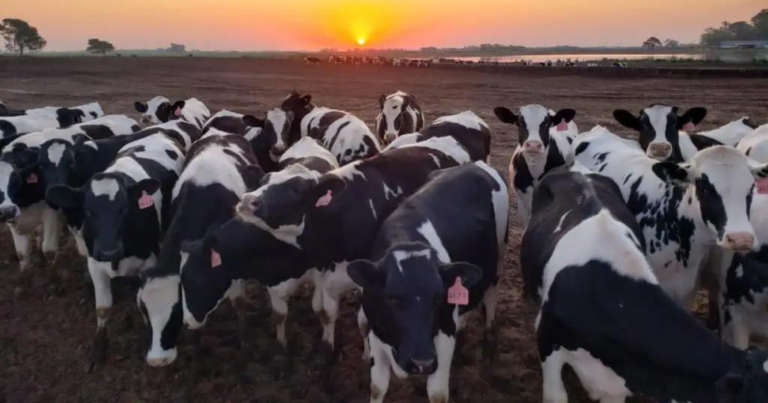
614 104 707 161
377 93 416 144
494 105 576 155
137 274 182 367
135 96 172 126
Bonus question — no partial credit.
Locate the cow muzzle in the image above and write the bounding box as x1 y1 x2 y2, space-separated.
383 132 398 144
648 143 672 160
237 194 262 218
723 232 757 252
140 116 154 126
146 347 177 367
0 205 19 223
408 358 436 375
94 246 124 262
523 141 544 154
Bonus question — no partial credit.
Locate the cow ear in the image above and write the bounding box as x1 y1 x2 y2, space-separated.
613 109 640 130
378 94 386 109
241 165 265 192
243 115 265 128
347 260 382 289
46 185 84 209
135 102 148 113
440 262 483 289
747 159 768 180
301 95 312 106
679 107 707 129
171 101 186 117
652 162 691 185
493 107 517 125
133 178 161 196
311 176 346 208
553 109 576 125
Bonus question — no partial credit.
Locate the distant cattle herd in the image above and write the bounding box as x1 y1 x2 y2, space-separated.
2 90 768 402
304 55 628 69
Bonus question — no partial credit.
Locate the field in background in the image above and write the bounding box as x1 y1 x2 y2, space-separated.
0 57 767 403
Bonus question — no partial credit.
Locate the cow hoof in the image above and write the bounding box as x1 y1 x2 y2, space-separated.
88 330 109 373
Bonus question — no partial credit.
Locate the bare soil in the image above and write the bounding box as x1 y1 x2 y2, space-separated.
1 57 767 403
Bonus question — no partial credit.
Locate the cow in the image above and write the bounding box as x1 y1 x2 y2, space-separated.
383 111 492 162
281 91 381 165
178 136 338 355
525 169 768 403
179 136 472 364
134 96 210 129
493 105 577 227
1 102 105 137
347 161 508 403
613 104 708 161
0 101 24 117
202 110 252 136
573 126 768 307
136 129 263 367
242 108 295 173
375 91 425 144
304 56 322 64
1 115 62 138
46 132 185 370
25 102 105 125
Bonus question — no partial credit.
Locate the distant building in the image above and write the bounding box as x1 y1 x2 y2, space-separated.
718 40 768 49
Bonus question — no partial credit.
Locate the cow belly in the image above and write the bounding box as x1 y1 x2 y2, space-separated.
564 348 632 401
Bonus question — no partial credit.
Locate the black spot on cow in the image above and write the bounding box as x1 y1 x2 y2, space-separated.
0 120 18 137
165 150 178 160
575 141 590 156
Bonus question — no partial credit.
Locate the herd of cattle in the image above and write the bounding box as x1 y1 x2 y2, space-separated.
306 55 623 69
1 91 768 402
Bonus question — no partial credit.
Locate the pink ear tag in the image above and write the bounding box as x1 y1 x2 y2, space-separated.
138 191 154 209
556 121 568 132
211 249 222 268
27 173 38 184
447 278 469 306
174 107 182 117
681 122 696 132
756 178 768 195
315 190 332 207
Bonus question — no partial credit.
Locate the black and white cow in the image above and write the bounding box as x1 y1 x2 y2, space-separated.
202 110 252 136
525 169 768 403
181 137 472 354
242 108 294 173
383 111 492 162
347 161 508 403
375 91 425 144
493 105 577 227
0 102 106 137
136 129 264 366
178 136 338 348
135 96 210 129
46 133 185 369
0 101 24 117
281 91 380 165
574 126 768 307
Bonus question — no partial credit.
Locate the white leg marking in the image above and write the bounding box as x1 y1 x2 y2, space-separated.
369 332 392 403
40 207 61 260
426 331 455 403
358 308 370 361
88 259 114 329
267 279 302 347
9 225 31 271
541 350 568 403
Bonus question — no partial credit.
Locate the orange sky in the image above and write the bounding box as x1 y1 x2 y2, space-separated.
0 0 764 51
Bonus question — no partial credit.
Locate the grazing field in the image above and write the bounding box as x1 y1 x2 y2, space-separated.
1 57 767 403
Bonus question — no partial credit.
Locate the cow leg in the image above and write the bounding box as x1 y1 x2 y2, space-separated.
426 331 455 403
40 206 61 266
358 308 370 361
369 332 392 403
721 309 750 350
267 279 302 348
9 225 31 273
227 280 247 349
482 284 500 362
541 350 568 403
516 193 531 229
88 260 113 372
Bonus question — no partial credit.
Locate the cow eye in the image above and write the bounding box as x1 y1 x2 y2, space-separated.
392 106 398 110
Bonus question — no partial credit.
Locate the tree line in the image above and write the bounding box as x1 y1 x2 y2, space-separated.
700 9 768 46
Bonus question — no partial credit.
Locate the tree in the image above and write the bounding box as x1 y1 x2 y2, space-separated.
727 21 757 40
86 38 115 56
168 43 186 53
664 39 680 48
643 36 662 48
0 18 47 56
751 9 768 39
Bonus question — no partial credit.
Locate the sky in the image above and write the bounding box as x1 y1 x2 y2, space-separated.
0 0 765 51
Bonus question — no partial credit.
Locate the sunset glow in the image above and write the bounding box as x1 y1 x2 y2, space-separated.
0 0 763 51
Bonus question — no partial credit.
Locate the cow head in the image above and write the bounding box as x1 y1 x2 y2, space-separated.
281 91 314 143
719 347 768 401
377 92 418 145
236 166 340 245
653 146 768 252
136 270 182 367
74 102 104 121
348 242 482 375
135 96 173 126
36 138 84 193
56 108 86 128
614 105 707 161
494 105 576 155
0 155 48 223
243 108 294 159
47 175 161 262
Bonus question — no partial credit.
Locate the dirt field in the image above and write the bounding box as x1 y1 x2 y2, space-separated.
1 58 767 403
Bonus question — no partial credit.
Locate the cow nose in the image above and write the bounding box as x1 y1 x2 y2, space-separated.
146 348 178 367
238 194 261 217
96 248 123 262
0 206 19 223
141 116 153 125
523 141 544 153
725 232 756 252
411 358 435 373
384 133 398 144
649 143 672 159
273 144 286 154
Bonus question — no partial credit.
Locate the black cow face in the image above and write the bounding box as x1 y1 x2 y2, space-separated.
348 243 482 375
494 105 576 154
47 176 161 262
718 348 768 401
243 108 294 157
56 108 86 128
613 105 707 161
0 159 47 223
37 140 78 193
281 91 314 143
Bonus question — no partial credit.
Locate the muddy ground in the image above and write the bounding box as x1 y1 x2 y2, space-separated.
0 58 767 403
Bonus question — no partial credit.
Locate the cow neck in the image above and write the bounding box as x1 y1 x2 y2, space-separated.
676 183 714 246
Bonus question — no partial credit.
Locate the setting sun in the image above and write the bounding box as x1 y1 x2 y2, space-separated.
357 37 366 46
